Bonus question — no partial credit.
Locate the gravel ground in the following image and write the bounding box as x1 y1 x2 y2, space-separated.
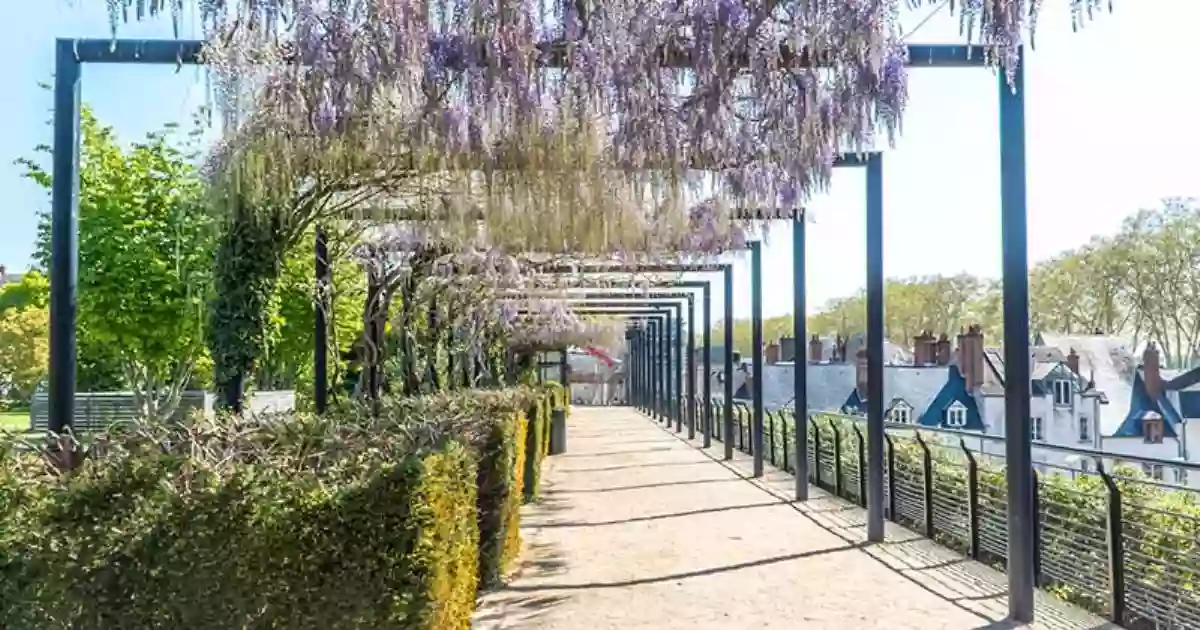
473 407 1117 630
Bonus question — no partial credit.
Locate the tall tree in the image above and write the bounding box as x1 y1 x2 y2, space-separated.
23 108 213 420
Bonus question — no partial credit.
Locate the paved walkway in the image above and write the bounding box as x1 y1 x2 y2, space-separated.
474 407 1117 630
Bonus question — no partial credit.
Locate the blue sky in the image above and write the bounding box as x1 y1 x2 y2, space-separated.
3 2 1198 326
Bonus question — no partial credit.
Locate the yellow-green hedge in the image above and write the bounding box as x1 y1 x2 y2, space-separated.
523 399 548 502
0 388 553 629
476 410 530 589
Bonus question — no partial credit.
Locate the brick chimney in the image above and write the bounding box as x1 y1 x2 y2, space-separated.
808 334 823 363
1144 342 1162 399
936 333 952 366
959 325 985 391
779 336 796 362
913 330 935 365
0 265 6 284
765 342 780 365
835 335 848 363
855 348 869 398
1066 348 1080 375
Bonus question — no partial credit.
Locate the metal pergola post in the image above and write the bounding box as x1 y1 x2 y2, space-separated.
723 265 735 461
750 240 765 477
48 36 1032 623
865 153 886 542
562 301 682 424
792 213 808 500
686 293 697 440
701 282 713 448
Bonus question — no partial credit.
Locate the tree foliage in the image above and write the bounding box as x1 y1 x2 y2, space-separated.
710 198 1200 365
0 307 49 401
24 108 213 418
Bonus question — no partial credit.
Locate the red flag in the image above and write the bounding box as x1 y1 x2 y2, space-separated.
583 345 615 368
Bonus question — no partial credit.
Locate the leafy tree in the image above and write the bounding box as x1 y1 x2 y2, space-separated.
23 107 213 420
0 307 49 401
255 226 367 406
0 271 48 314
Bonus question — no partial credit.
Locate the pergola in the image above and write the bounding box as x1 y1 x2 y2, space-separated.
45 38 1036 621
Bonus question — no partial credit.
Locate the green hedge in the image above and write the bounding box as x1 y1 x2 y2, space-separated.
0 388 549 630
805 412 1200 626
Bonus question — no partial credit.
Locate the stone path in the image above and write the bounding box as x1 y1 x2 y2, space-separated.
473 407 1117 630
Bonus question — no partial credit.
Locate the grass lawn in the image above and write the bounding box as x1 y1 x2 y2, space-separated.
0 411 29 432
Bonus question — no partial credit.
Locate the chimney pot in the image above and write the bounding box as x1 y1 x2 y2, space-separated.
1066 347 1080 375
808 334 823 363
765 342 781 365
855 348 869 398
1144 342 1162 399
779 336 796 362
936 333 952 366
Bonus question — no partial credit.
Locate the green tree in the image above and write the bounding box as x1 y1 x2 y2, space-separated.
255 226 367 406
23 107 213 420
0 306 49 401
0 270 48 314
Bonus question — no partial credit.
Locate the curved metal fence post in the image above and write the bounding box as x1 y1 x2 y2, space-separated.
832 419 844 498
702 282 712 448
768 411 777 467
961 438 981 560
812 419 823 489
854 424 867 508
915 432 935 538
782 414 790 473
1098 463 1126 626
885 433 897 520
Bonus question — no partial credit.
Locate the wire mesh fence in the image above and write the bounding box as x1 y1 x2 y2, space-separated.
678 396 1200 630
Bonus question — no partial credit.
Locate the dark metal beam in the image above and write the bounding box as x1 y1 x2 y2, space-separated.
686 293 696 440
702 282 713 448
750 240 765 477
865 154 886 543
1000 56 1036 624
48 40 82 436
792 213 808 500
723 265 735 461
63 38 990 71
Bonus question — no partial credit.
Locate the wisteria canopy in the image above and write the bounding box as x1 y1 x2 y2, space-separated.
98 0 1106 259
92 1 1107 371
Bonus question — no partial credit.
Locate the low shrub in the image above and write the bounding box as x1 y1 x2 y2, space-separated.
0 388 550 629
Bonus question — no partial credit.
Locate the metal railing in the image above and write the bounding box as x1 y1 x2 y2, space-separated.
680 394 1200 630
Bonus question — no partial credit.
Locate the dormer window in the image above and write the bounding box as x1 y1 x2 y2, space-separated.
945 402 967 428
1144 415 1165 444
1053 380 1072 406
889 401 912 424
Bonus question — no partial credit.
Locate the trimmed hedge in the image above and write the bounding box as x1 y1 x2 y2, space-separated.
0 387 550 630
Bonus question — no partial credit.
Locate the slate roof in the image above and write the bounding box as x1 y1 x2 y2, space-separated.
1032 333 1138 435
1110 368 1182 439
838 365 955 424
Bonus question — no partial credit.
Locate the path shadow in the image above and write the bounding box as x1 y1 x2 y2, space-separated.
642 421 1120 630
536 499 783 528
502 543 858 592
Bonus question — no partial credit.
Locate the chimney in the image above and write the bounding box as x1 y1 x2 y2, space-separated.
836 335 848 363
808 334 823 363
936 333 952 366
1066 348 1080 375
0 265 6 284
765 342 780 365
913 330 935 365
779 336 796 362
1144 342 1162 399
960 325 985 390
855 348 869 398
